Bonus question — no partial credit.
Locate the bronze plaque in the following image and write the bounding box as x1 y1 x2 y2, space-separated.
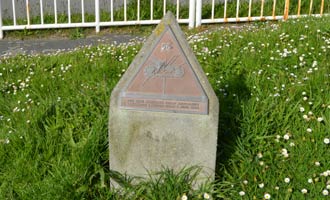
120 26 208 114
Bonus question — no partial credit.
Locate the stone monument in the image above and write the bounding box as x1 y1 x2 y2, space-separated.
109 12 219 186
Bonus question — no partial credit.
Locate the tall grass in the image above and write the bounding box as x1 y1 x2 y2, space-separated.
1 14 330 200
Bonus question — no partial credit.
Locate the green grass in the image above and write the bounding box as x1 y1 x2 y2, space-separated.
1 16 330 199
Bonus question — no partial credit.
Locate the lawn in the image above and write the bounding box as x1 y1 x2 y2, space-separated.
0 16 330 199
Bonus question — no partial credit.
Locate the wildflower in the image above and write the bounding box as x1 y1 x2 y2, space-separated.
257 152 263 158
327 185 330 189
306 128 312 133
281 148 288 154
303 97 308 101
322 189 329 196
275 186 279 190
308 178 313 183
283 134 290 140
317 117 323 122
290 142 295 147
312 61 318 67
301 188 308 194
321 171 330 177
259 183 265 188
202 47 209 53
284 178 290 183
13 107 19 112
299 107 305 112
264 193 271 199
324 138 330 145
308 111 313 115
315 161 321 166
181 194 188 200
243 180 248 185
203 193 210 199
303 115 308 119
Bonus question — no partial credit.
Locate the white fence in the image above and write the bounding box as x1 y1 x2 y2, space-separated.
0 0 328 39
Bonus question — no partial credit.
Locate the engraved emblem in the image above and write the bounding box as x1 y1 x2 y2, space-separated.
161 42 173 51
143 56 185 94
144 56 184 79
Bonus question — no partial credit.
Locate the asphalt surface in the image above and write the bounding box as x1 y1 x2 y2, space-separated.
0 33 141 57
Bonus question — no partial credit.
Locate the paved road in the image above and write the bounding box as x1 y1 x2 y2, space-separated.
0 33 141 57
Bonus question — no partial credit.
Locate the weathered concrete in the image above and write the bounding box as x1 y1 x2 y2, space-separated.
109 12 219 186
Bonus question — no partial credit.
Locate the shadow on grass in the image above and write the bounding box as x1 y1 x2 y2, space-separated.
215 73 250 178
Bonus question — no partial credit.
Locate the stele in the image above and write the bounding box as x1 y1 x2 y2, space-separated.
109 11 219 187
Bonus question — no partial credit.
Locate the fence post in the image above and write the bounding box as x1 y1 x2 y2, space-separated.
26 0 30 25
284 0 290 20
320 0 324 16
309 0 313 15
0 0 2 39
272 0 277 20
195 0 202 27
95 0 100 33
188 0 195 29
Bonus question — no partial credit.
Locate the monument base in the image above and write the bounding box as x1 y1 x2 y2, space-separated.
109 109 218 187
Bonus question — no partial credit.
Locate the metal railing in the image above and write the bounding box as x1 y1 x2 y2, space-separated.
0 0 194 39
196 0 328 26
0 0 328 39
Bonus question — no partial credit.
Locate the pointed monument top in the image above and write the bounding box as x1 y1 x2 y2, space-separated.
117 10 214 115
